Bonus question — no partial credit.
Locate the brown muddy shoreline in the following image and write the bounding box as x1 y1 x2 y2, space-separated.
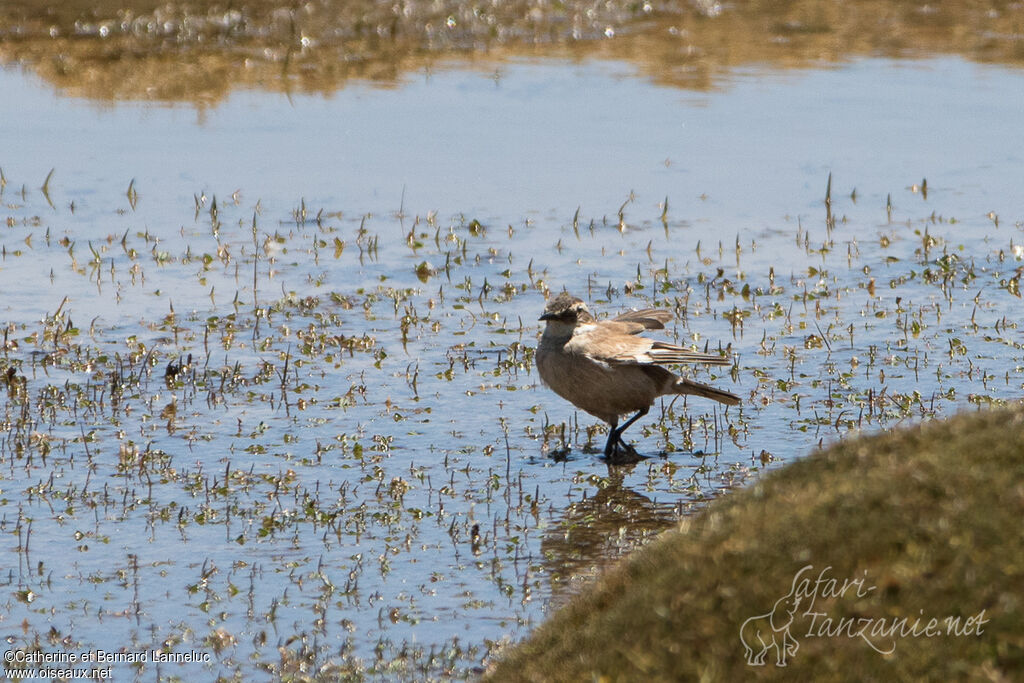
2 1 1023 104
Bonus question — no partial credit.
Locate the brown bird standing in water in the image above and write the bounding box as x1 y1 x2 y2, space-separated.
536 292 739 461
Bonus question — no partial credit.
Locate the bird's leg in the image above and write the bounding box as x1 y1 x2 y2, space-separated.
605 408 649 460
616 408 649 437
603 417 620 457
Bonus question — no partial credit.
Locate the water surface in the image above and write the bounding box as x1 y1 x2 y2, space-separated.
0 51 1022 678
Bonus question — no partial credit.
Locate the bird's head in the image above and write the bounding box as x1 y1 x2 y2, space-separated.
539 292 592 324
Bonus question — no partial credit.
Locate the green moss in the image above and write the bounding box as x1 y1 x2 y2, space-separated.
489 406 1024 681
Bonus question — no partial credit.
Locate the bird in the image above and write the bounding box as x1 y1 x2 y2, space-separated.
536 292 739 462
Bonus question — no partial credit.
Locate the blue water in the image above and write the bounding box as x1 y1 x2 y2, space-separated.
0 55 1022 678
3 58 1022 226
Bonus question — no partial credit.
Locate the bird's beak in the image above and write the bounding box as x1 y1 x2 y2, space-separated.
539 312 555 321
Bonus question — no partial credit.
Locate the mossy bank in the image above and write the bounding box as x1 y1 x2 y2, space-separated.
488 406 1024 681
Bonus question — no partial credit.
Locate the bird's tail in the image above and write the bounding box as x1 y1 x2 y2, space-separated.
673 377 741 406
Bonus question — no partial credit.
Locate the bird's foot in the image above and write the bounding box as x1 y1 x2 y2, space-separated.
605 438 643 464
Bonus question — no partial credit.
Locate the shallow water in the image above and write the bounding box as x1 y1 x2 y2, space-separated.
1 52 1023 678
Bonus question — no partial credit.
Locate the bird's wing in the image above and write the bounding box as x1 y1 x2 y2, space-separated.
571 324 730 366
611 308 672 331
594 319 652 336
646 340 731 366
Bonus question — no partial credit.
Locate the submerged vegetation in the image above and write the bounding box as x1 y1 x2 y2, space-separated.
0 171 750 677
0 160 1021 676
